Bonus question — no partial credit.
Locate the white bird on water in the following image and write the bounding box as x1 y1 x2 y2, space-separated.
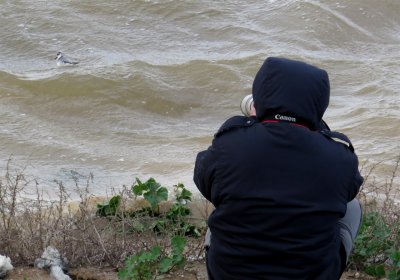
55 52 79 66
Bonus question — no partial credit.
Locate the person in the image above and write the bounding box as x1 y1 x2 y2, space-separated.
193 57 363 279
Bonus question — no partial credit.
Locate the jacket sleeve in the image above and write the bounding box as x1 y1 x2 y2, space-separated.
349 156 364 201
320 128 364 201
194 116 255 202
193 145 218 202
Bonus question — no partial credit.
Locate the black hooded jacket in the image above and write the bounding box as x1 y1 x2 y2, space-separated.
194 57 363 279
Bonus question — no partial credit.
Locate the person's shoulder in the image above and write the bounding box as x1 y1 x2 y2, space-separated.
215 116 257 138
319 129 354 153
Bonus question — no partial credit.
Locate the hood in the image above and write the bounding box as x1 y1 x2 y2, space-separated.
252 57 330 130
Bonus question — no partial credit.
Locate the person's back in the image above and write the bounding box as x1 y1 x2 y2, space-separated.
194 57 363 279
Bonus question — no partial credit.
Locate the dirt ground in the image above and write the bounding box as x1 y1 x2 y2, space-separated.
5 260 208 280
5 264 374 280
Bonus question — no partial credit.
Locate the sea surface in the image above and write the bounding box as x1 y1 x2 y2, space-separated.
1 0 399 196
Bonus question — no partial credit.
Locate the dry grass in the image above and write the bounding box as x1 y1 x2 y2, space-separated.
348 155 400 278
0 158 210 273
0 155 398 279
357 155 400 222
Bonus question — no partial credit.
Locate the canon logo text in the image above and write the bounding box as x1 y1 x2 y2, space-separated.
275 114 296 122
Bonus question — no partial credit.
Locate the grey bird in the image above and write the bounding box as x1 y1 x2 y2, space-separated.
55 52 79 66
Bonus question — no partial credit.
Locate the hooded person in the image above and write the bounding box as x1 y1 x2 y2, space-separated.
194 57 363 279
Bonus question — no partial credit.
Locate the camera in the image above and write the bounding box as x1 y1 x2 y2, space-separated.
240 94 254 117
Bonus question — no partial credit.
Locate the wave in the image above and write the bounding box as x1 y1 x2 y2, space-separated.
1 0 399 195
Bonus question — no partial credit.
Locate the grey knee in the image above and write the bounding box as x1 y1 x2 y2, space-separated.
204 228 211 251
338 198 362 262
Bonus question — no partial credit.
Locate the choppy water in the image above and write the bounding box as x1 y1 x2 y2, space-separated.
1 0 399 195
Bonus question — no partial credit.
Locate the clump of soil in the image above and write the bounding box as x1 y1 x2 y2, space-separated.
6 260 208 280
5 265 374 280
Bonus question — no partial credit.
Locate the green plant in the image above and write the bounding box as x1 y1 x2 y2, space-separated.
158 235 186 273
165 184 200 237
118 245 161 279
174 183 192 204
350 211 399 278
95 178 202 278
96 195 121 217
118 235 186 280
386 249 400 280
129 179 200 237
132 178 168 214
116 179 202 279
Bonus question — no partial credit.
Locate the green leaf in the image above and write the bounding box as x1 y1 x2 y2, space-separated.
134 178 169 210
174 183 192 203
157 187 169 202
171 236 186 255
365 264 386 277
109 195 121 208
172 254 185 268
158 257 173 273
150 246 162 259
389 250 400 267
387 269 400 280
180 188 192 201
166 204 190 221
181 223 201 237
143 186 168 210
143 192 157 210
132 178 147 196
147 178 161 192
117 269 128 279
96 195 120 217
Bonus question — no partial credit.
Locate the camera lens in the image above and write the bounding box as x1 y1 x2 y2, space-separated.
240 94 253 117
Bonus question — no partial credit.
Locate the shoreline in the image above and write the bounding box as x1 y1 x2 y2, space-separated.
0 158 398 279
